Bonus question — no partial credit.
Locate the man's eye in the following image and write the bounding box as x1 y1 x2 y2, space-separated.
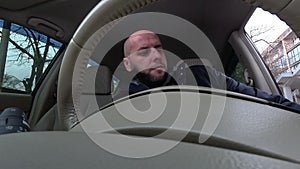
137 48 151 56
156 47 163 53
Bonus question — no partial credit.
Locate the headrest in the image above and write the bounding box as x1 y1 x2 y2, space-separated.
82 65 112 95
173 58 213 71
170 58 213 85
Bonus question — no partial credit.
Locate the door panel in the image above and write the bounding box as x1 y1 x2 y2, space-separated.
0 93 32 112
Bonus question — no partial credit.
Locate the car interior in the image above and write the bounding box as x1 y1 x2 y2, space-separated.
0 0 300 168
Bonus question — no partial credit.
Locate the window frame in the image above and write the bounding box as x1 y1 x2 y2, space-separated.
0 19 65 95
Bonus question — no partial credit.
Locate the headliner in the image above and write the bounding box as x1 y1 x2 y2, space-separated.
0 0 252 50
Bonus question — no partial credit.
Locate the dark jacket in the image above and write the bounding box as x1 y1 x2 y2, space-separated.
116 65 300 111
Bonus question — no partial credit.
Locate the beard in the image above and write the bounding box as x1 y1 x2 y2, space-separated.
135 69 167 88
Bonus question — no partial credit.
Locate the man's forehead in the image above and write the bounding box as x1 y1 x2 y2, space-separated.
129 32 161 45
131 31 157 38
130 30 156 37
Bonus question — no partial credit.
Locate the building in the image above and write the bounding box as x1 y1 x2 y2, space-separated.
261 28 300 103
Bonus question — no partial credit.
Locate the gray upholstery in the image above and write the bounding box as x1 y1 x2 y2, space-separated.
32 104 61 131
82 65 112 95
34 65 113 131
79 65 113 119
171 58 213 85
1 131 299 169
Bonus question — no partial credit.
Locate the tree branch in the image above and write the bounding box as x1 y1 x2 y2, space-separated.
43 37 51 60
8 38 35 60
23 28 37 56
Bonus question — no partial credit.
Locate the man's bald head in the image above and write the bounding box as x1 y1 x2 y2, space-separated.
122 30 167 82
124 30 160 57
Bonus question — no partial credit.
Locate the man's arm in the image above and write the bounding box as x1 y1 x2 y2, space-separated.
226 75 300 110
190 65 300 111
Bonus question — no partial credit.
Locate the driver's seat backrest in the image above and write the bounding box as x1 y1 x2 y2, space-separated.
82 65 113 95
81 65 113 116
33 65 113 131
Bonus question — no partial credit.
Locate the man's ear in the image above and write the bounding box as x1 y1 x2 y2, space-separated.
123 57 132 72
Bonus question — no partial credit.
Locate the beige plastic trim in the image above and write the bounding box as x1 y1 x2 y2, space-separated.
229 31 280 94
28 17 65 39
242 0 300 36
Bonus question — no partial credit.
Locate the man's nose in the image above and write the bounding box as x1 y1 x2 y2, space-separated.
150 48 163 59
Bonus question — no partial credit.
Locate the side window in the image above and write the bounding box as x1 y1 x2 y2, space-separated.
0 19 63 94
225 53 247 85
245 8 300 103
230 62 246 84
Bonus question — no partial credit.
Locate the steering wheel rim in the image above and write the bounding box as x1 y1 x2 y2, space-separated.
57 0 159 130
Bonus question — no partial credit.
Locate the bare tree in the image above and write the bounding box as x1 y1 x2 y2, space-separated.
248 24 278 50
2 74 23 90
0 22 60 93
247 24 294 78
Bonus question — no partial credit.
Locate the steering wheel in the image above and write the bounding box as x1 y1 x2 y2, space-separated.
57 0 159 130
56 0 300 164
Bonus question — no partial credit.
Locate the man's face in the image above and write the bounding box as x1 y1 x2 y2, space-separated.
123 31 167 82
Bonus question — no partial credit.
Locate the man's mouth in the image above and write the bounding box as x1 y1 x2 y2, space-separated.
151 65 165 70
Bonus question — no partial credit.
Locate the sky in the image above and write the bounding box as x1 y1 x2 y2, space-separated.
244 8 290 53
